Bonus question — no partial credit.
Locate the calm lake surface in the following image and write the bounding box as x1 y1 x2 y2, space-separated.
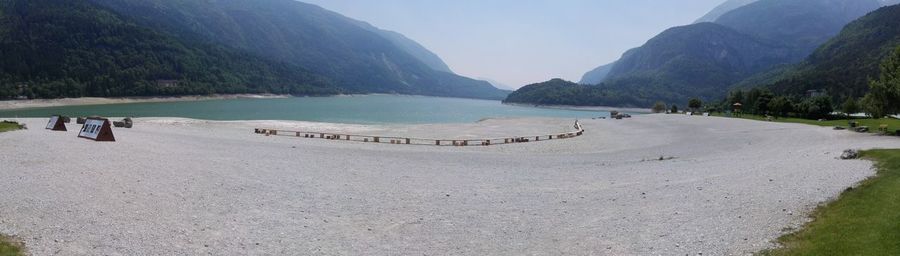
0 95 620 124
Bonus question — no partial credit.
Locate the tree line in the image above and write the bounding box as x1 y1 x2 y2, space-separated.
651 45 900 120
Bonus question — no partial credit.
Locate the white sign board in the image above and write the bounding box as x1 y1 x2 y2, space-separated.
46 116 59 129
79 119 105 139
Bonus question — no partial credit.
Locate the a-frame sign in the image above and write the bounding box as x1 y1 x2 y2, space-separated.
78 118 116 142
45 115 67 131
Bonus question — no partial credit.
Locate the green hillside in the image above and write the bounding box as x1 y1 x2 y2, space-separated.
88 0 507 100
0 0 336 99
503 79 641 107
765 4 900 99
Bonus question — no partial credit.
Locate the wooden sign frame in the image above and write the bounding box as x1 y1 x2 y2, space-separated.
45 115 67 131
78 118 116 142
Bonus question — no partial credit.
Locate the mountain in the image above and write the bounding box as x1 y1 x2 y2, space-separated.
479 78 517 91
86 0 506 100
579 61 615 84
881 0 900 6
0 0 336 99
695 0 758 23
562 0 884 107
597 22 794 105
715 0 882 57
349 20 453 73
764 4 900 99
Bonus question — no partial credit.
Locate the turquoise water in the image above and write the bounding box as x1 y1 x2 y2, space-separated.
0 95 615 124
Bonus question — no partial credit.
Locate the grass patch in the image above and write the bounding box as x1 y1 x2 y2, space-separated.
712 113 900 134
760 149 900 255
0 121 23 133
0 235 23 256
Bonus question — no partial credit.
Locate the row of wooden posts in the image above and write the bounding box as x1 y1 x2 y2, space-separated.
253 122 585 147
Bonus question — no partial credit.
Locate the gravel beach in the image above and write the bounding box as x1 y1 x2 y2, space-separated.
1 115 898 255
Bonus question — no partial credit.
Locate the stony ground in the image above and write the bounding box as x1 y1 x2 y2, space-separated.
1 115 898 255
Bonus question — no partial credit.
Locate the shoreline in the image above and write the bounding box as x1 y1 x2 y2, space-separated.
0 94 290 111
501 102 651 114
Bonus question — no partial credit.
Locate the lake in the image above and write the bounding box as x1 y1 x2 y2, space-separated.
0 95 620 124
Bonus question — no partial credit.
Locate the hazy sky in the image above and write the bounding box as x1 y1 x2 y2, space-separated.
300 0 726 89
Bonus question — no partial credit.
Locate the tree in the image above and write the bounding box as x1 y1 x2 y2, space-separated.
797 96 833 119
755 90 775 114
671 104 679 113
841 97 860 118
728 90 744 106
767 96 793 118
652 101 667 113
688 98 702 112
861 93 886 118
861 46 900 118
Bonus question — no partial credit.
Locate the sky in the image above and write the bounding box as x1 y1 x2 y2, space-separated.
300 0 727 89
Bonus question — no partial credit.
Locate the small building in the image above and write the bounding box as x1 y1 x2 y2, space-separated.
806 89 826 98
156 80 180 88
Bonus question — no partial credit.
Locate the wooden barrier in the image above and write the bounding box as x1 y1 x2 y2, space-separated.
254 120 585 147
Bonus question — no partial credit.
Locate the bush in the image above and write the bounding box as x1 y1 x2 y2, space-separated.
688 98 702 111
842 97 860 117
652 101 667 113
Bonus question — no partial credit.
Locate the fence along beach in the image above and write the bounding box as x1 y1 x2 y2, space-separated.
254 120 585 146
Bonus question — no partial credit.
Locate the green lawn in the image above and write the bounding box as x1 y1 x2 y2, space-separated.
712 113 900 134
761 149 900 255
0 236 22 256
0 121 21 133
1 122 25 256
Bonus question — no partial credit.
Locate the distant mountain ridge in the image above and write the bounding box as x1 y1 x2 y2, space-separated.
600 22 795 103
550 0 885 107
763 4 900 99
578 62 615 84
349 20 454 74
695 0 758 23
715 0 882 57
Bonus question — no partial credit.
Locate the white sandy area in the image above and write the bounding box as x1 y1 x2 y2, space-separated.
0 94 288 110
1 114 899 255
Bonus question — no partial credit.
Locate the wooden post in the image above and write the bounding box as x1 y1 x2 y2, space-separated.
436 140 440 145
